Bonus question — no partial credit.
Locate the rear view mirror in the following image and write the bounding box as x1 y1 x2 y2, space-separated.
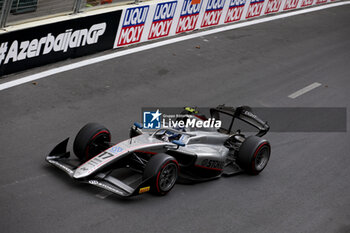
134 122 143 129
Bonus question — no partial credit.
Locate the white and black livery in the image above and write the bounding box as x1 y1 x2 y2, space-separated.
46 105 271 197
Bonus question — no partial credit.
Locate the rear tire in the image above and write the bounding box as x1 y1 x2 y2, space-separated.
73 123 111 161
237 136 270 175
143 153 178 195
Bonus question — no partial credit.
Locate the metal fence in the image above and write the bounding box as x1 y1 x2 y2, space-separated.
0 0 134 28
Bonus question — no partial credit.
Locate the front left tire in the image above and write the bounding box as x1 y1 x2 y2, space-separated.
73 123 111 161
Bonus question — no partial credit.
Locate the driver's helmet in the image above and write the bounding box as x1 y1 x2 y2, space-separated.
162 130 180 142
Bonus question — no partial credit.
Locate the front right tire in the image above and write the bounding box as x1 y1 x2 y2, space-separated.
143 153 179 195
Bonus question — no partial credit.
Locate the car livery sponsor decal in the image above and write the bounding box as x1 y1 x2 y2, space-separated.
89 180 124 195
75 142 127 177
198 159 224 170
48 160 74 175
246 0 265 19
283 0 299 10
201 0 227 28
176 0 203 34
75 139 166 178
109 145 124 153
224 0 247 24
139 186 151 194
300 0 314 7
93 145 124 162
117 6 149 46
148 1 177 40
264 0 282 14
315 0 327 4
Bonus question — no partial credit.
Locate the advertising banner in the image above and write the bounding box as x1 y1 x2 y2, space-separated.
0 0 337 75
113 0 334 49
0 10 122 76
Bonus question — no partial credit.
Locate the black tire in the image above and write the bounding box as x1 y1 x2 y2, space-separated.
143 153 178 195
73 123 111 161
237 136 270 175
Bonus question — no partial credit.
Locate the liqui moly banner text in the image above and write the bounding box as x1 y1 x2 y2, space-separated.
111 0 335 49
176 0 203 34
149 1 178 40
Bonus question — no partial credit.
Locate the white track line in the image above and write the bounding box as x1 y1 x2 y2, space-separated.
288 82 322 99
0 1 348 92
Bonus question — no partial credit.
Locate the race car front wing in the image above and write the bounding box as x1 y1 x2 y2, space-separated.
46 138 152 197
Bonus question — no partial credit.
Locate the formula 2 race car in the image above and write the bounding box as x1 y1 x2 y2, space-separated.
46 105 271 197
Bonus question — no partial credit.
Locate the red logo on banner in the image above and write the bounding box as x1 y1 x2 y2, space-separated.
283 0 299 10
149 19 173 39
176 0 202 34
148 1 177 40
201 0 226 28
117 6 149 46
265 0 282 14
300 0 314 7
224 0 246 23
246 0 265 19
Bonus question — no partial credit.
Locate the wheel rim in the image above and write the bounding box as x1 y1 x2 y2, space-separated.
158 163 177 192
255 146 270 171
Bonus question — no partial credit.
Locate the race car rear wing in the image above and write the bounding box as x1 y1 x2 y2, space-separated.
210 105 270 137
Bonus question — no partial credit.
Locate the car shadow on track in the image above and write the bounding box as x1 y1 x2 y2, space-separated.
43 163 257 203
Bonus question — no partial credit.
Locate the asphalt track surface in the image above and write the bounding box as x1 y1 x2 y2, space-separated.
1 5 350 233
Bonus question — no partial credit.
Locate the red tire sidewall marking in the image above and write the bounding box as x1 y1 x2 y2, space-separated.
251 142 269 172
156 160 178 193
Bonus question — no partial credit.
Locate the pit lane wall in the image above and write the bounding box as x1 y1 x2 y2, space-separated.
0 0 340 76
